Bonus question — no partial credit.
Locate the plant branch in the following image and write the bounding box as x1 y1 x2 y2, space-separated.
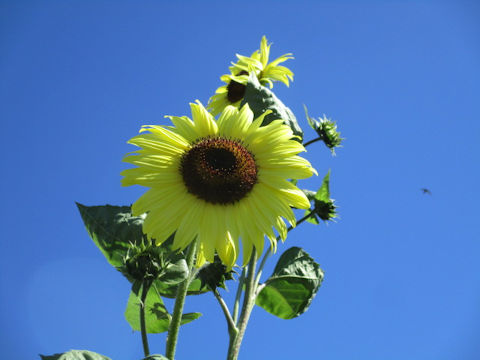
214 289 238 335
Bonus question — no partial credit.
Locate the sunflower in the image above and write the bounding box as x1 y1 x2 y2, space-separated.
121 101 315 268
207 36 294 116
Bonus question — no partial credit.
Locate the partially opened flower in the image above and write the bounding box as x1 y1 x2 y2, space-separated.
208 36 294 116
122 101 315 268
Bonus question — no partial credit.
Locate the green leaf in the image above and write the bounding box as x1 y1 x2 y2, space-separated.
181 312 203 323
154 277 209 298
125 284 169 333
76 203 144 268
125 284 201 333
316 170 331 202
256 247 324 319
159 252 189 285
241 73 303 141
40 350 111 360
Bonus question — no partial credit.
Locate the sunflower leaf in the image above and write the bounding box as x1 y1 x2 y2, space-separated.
124 283 201 333
155 277 209 298
316 169 331 202
39 350 111 360
241 73 303 141
256 247 323 319
76 203 145 268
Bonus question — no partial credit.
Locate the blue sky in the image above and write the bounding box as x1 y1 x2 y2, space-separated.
1 1 480 359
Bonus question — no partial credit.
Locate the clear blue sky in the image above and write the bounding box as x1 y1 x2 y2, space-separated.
1 1 479 359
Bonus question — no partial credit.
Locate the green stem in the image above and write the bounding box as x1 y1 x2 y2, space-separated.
140 281 151 357
303 136 322 147
214 289 238 335
227 249 257 360
165 242 197 360
232 267 246 324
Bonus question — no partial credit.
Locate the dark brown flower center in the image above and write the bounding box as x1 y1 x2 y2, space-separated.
226 70 249 103
180 137 257 204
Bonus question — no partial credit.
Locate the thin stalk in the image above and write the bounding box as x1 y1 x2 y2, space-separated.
140 280 151 357
227 249 257 360
232 267 246 324
214 289 238 335
292 212 314 229
303 136 322 147
165 242 197 360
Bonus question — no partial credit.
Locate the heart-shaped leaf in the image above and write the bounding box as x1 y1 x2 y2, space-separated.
256 247 323 319
76 203 145 268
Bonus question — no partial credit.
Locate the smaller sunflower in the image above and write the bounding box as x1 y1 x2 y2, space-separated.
208 36 294 116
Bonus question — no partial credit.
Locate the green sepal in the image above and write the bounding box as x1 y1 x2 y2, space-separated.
124 283 201 333
256 247 324 319
40 350 111 360
241 73 303 141
304 105 343 153
303 170 337 223
141 356 170 360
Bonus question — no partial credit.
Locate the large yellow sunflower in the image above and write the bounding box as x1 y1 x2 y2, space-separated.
207 36 294 116
121 101 315 268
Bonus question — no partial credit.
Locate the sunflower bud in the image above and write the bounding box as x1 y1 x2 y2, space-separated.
303 170 338 224
198 256 235 291
304 105 343 154
314 198 338 222
123 242 165 282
